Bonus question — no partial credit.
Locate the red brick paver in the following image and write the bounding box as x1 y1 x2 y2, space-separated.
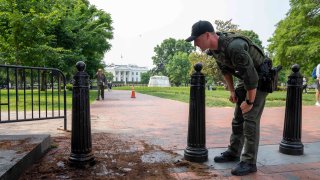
90 90 320 150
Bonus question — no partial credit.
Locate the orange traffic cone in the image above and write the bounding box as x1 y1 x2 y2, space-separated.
131 85 136 98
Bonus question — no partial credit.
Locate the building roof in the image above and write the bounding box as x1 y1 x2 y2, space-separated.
105 64 149 71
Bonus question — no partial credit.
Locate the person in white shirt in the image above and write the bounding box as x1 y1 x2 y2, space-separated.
316 64 320 106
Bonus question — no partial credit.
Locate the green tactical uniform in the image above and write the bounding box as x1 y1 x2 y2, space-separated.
207 32 268 164
96 73 106 100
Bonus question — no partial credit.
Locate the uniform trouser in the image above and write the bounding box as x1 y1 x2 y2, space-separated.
97 85 104 99
227 87 268 164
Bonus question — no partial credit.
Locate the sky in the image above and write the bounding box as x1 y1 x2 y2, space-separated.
88 0 290 69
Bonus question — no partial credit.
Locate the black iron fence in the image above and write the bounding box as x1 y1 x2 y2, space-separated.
0 64 67 130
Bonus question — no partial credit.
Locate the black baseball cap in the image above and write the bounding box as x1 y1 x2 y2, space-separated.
185 20 214 42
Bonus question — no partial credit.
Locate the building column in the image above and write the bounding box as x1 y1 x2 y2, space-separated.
118 71 121 82
124 71 127 85
129 70 132 82
113 71 116 82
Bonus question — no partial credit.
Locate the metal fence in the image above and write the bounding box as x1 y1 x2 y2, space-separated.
0 64 67 130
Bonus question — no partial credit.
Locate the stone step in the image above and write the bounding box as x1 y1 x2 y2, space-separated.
0 134 51 180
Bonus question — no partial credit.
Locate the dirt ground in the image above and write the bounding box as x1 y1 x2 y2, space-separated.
19 133 216 179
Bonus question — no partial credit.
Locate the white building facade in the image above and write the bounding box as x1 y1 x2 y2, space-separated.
105 64 149 83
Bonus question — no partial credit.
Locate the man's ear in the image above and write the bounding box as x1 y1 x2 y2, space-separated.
206 32 210 39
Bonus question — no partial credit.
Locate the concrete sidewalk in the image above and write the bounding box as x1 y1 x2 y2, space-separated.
1 90 320 179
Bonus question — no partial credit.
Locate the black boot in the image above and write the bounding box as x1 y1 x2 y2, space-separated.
214 151 240 163
231 161 257 176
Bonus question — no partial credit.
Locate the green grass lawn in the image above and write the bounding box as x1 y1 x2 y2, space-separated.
1 87 314 112
114 86 316 107
0 89 98 111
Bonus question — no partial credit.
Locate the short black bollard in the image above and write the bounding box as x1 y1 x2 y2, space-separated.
184 63 208 162
279 64 304 155
69 61 95 167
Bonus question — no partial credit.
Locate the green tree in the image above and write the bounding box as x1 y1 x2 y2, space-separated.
268 0 320 75
166 52 190 86
0 0 113 80
215 19 263 49
239 30 263 49
152 38 194 76
214 19 240 33
188 52 224 84
0 0 66 66
52 0 113 78
140 71 151 84
104 72 114 82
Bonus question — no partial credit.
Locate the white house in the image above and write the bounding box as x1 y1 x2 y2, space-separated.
105 64 149 83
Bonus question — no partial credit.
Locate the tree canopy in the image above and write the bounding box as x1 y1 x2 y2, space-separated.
214 19 240 33
188 52 224 85
0 0 113 79
140 71 152 84
151 38 195 76
239 30 263 49
268 0 320 75
166 52 190 86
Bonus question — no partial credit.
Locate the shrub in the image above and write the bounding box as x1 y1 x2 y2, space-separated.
276 86 287 91
66 83 73 91
216 86 225 90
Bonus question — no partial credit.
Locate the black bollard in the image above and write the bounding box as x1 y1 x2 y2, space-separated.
69 61 95 167
279 64 304 155
184 63 208 162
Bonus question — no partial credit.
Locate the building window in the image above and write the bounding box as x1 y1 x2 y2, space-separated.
136 72 138 75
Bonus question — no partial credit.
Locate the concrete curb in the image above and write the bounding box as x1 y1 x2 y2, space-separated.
0 134 51 180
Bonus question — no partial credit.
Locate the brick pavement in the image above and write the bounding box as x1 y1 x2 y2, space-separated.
90 90 320 149
1 89 320 179
89 90 320 179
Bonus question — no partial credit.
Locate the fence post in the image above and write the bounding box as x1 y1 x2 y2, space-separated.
279 64 304 155
184 63 208 162
69 61 95 167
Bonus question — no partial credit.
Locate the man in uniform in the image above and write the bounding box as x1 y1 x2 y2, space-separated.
95 69 107 100
186 20 268 176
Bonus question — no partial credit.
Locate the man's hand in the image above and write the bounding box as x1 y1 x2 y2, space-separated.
240 101 253 113
229 91 237 103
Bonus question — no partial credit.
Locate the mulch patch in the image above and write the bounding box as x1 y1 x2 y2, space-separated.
19 133 216 179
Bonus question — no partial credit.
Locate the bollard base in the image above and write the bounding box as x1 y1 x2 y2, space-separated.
69 153 95 168
279 140 304 155
184 146 208 163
